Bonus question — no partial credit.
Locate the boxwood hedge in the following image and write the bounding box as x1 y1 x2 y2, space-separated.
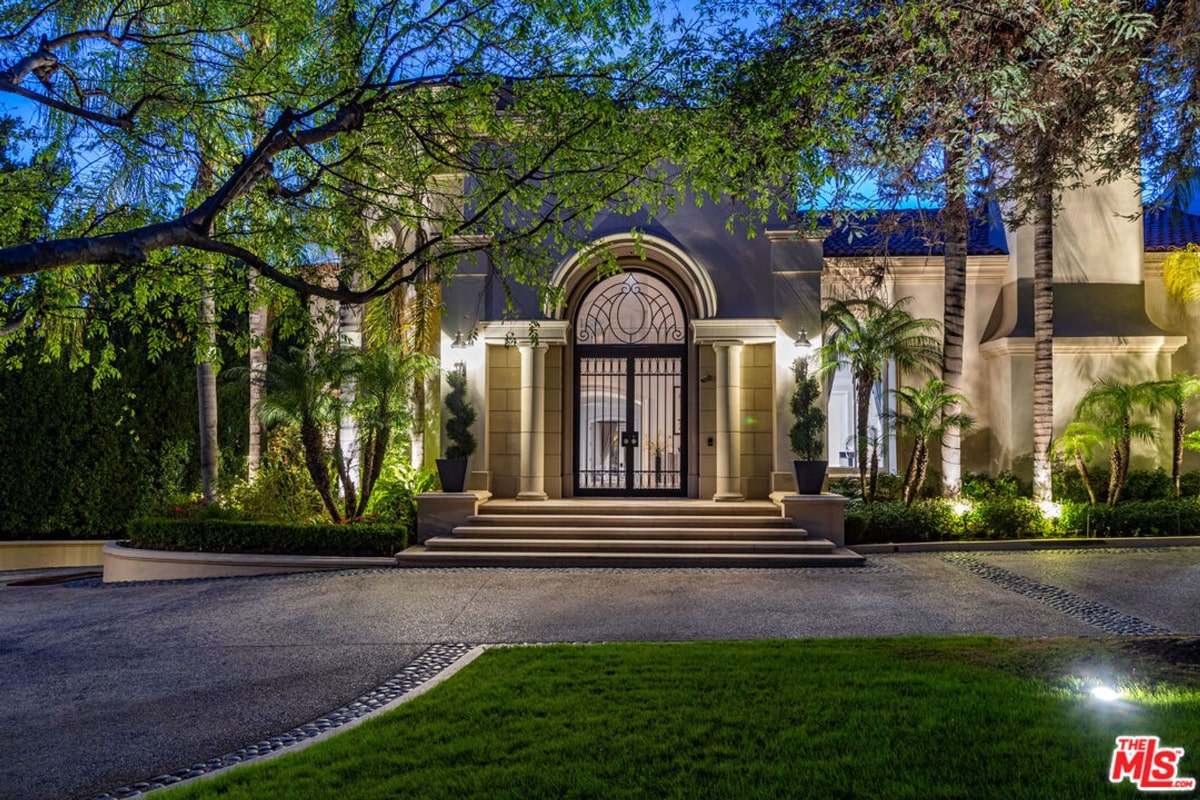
126 518 410 557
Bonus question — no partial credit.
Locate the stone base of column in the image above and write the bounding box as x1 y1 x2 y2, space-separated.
712 491 744 502
516 491 548 501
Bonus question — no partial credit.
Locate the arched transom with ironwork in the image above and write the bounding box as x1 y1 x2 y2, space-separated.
575 272 686 346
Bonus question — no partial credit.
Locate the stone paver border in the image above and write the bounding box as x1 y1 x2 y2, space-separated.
939 552 1174 635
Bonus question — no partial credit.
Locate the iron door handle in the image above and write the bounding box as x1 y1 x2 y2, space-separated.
621 432 639 447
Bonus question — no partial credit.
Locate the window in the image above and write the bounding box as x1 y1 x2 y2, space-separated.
825 359 897 473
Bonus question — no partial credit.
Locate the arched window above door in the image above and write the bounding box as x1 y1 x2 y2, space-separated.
575 272 686 346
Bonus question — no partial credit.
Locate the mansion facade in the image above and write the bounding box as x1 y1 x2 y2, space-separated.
439 174 1200 501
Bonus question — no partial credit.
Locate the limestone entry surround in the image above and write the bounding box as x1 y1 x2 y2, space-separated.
471 316 786 502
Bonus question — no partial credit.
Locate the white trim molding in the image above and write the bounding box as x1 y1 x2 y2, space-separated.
548 233 718 319
979 335 1188 359
765 227 828 244
478 319 570 346
691 318 782 345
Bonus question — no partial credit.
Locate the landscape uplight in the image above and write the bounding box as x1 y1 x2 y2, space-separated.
1091 685 1122 702
1038 500 1063 519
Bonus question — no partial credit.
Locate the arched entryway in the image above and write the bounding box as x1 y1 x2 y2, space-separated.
573 271 688 496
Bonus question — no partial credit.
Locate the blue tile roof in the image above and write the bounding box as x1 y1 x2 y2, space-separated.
817 208 1008 257
1143 206 1200 251
813 206 1200 256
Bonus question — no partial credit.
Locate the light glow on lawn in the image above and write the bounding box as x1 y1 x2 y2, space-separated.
1091 685 1123 702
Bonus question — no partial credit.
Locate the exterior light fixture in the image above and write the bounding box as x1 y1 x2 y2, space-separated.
1038 500 1063 520
950 499 972 516
1091 685 1122 702
451 329 467 349
793 328 812 358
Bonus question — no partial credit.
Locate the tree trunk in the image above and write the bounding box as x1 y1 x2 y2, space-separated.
941 146 968 498
1107 445 1122 507
1032 188 1055 503
332 429 358 518
1173 406 1184 498
357 422 390 517
301 418 340 521
196 268 219 503
855 372 872 500
913 442 929 503
1075 451 1097 505
902 440 920 505
1115 421 1132 505
247 270 267 483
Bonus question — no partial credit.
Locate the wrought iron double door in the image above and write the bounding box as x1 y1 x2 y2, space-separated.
574 345 686 496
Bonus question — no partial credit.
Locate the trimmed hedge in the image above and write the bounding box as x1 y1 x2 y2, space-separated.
845 497 1200 545
126 518 411 557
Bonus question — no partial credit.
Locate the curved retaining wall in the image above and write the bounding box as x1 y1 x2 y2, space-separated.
102 543 395 583
0 540 107 571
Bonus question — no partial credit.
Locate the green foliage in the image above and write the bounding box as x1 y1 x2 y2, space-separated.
1121 468 1175 502
1059 499 1200 538
443 369 477 459
788 360 824 460
844 499 962 545
963 498 1051 540
133 440 196 519
225 427 325 524
891 378 973 504
365 449 439 531
126 518 410 557
0 335 199 539
819 296 941 501
962 472 1028 501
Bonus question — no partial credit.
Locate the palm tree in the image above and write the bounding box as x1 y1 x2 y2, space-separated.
1146 372 1200 498
254 346 350 522
1075 380 1160 507
351 344 437 516
1031 176 1054 505
891 379 975 505
1052 421 1105 505
819 296 942 501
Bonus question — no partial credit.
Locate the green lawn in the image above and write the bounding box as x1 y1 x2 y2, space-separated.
163 638 1200 799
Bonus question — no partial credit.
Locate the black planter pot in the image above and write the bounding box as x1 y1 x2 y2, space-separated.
793 460 828 495
436 458 469 493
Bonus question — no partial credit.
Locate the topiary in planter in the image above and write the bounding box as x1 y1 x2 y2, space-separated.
790 359 827 493
438 369 477 491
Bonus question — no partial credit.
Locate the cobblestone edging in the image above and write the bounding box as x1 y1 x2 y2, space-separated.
86 642 476 800
940 553 1173 635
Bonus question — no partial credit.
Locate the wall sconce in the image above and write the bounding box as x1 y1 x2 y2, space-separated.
793 328 812 358
451 329 468 349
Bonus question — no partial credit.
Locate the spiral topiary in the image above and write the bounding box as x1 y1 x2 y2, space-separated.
444 369 477 459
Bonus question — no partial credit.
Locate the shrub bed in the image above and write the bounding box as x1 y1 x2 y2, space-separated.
126 518 411 557
845 497 1200 545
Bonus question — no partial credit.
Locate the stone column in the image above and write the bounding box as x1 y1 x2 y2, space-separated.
713 341 744 502
517 342 548 500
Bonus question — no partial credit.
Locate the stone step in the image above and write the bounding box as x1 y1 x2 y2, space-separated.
425 537 835 553
465 514 793 529
451 526 804 540
479 500 780 517
395 547 867 568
